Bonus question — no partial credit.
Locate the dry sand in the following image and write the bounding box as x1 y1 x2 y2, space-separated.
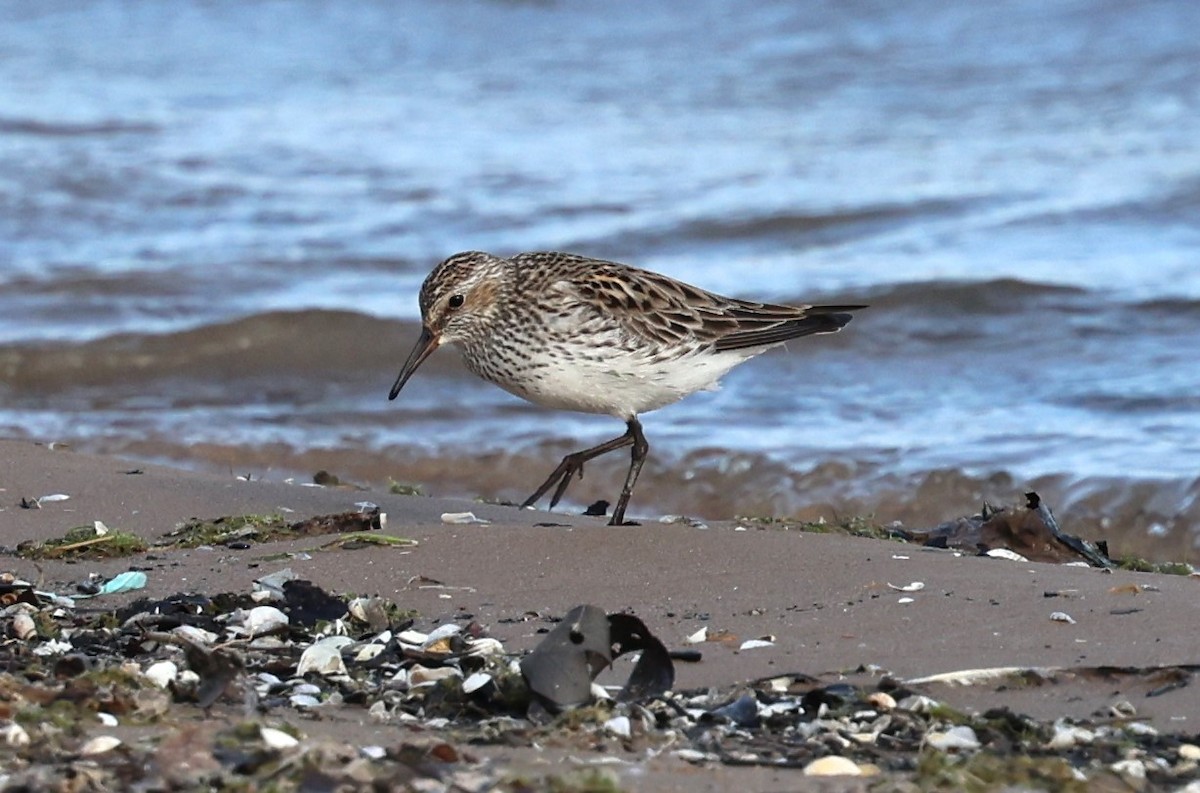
2 438 1198 790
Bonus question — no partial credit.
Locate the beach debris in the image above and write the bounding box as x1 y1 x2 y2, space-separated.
160 509 386 549
33 493 71 507
658 514 709 529
1050 611 1077 624
16 523 148 560
440 511 490 525
738 638 775 651
320 531 415 550
0 574 1197 792
74 570 148 599
887 581 925 592
519 605 674 713
899 492 1112 566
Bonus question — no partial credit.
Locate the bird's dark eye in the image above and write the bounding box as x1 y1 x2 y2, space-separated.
448 294 465 309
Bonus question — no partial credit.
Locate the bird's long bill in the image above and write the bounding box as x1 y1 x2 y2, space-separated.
388 326 439 400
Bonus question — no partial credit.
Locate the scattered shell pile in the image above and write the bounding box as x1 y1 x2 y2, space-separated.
2 570 1198 791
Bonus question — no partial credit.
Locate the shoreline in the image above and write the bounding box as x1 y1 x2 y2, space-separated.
2 437 1199 790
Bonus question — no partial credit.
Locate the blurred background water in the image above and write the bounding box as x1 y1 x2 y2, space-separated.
2 0 1199 556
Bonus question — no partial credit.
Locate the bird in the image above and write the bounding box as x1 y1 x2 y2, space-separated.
388 251 864 526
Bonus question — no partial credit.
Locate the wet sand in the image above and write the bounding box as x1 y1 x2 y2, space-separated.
2 438 1198 790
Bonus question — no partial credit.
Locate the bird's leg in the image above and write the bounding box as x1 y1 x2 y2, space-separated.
521 423 637 512
608 418 649 526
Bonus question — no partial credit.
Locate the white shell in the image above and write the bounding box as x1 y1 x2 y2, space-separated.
289 693 322 708
866 692 896 711
355 644 386 662
243 606 289 637
397 630 428 646
897 694 941 713
172 625 219 645
738 638 775 651
803 756 863 777
10 613 37 641
986 548 1029 562
97 712 119 727
925 726 981 751
465 637 504 657
685 627 708 644
80 735 123 755
408 665 462 687
423 623 462 647
3 723 30 746
260 727 299 750
1050 611 1077 624
1048 722 1095 749
1111 759 1146 779
887 581 925 592
296 638 349 677
462 672 493 694
603 716 632 738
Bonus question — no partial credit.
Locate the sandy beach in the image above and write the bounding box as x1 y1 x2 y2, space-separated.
2 437 1198 790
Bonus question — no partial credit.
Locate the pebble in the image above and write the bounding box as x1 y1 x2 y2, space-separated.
1179 744 1200 761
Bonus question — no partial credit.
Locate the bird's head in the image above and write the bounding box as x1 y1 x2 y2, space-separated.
388 251 509 400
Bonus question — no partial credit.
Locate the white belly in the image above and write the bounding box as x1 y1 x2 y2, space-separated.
484 345 759 419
